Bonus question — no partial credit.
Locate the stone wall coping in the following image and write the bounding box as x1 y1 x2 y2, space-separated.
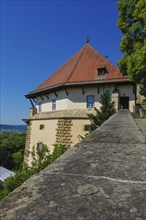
24 109 96 121
0 110 146 220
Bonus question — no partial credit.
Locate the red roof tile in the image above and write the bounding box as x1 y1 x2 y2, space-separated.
26 43 129 97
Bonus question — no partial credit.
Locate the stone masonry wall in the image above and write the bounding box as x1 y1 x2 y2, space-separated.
55 119 73 147
23 121 32 164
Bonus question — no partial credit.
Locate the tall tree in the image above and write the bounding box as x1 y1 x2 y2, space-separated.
117 0 146 97
88 92 116 132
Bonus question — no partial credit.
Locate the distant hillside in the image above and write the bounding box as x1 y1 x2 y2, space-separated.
0 124 27 132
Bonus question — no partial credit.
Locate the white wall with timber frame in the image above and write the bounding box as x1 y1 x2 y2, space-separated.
35 84 135 113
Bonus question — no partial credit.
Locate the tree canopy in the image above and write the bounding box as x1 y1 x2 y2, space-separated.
0 132 26 170
117 0 146 96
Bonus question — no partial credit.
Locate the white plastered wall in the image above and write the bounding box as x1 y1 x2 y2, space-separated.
27 117 92 166
35 84 135 113
36 91 68 112
36 87 102 112
70 119 91 146
27 119 58 166
67 87 102 109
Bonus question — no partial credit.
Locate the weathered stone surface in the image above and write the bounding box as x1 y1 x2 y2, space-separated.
0 110 146 220
28 109 95 120
134 117 146 135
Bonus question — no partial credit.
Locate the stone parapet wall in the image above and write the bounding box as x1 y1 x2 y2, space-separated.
23 121 32 164
0 110 145 219
29 109 95 120
133 117 146 134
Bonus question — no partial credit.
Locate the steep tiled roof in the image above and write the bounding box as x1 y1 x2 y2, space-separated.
26 43 129 98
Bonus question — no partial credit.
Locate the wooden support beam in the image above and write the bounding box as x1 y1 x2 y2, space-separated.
40 96 44 101
133 84 136 94
114 85 117 91
82 87 85 95
29 98 35 108
54 92 58 98
32 98 36 103
46 95 49 100
65 88 68 96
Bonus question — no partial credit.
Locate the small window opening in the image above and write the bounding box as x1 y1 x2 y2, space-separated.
37 142 43 151
84 125 91 131
40 124 44 130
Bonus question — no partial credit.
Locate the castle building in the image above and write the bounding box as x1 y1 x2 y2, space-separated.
24 43 136 165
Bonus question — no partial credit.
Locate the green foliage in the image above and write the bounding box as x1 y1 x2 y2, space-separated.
0 167 35 200
12 151 24 170
0 132 26 150
117 0 146 96
88 92 116 132
0 143 67 200
30 145 50 168
52 144 67 161
0 132 26 170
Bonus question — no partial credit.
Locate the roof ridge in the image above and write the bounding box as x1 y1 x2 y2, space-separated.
64 44 87 84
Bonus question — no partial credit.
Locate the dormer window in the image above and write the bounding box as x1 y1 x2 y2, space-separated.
97 66 108 75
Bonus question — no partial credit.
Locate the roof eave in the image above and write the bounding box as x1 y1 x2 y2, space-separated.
25 78 132 98
25 84 64 98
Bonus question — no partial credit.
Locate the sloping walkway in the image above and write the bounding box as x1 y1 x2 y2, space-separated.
0 110 146 220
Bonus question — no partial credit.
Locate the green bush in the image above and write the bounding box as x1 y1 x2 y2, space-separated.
88 92 116 132
0 143 67 200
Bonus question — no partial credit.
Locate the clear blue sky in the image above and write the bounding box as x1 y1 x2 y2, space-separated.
1 0 123 125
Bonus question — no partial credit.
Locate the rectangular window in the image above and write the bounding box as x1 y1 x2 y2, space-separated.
84 125 91 131
38 102 42 113
40 124 44 130
37 142 43 151
52 99 56 111
103 88 111 94
87 95 95 108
